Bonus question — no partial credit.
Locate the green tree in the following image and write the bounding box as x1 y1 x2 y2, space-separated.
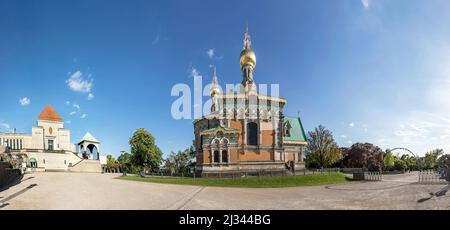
383 149 395 171
393 155 407 171
305 125 341 168
117 151 132 172
423 149 444 170
437 154 449 172
106 154 119 172
164 147 193 174
400 154 417 171
129 128 163 174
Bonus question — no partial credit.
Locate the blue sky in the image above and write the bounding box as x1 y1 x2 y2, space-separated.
1 0 450 157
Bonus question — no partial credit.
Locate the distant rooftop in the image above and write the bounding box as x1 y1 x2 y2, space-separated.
79 132 100 143
38 104 62 122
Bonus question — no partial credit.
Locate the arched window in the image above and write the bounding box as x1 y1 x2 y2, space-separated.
247 122 258 145
222 150 228 163
213 150 220 163
284 121 292 137
285 127 290 136
29 158 37 168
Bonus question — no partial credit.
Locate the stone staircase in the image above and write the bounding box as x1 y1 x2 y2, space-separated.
68 159 102 173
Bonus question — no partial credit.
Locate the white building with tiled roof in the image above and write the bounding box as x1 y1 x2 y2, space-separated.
0 105 103 172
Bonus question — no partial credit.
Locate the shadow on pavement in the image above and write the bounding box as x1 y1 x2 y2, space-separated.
0 174 24 192
417 185 449 203
0 183 38 205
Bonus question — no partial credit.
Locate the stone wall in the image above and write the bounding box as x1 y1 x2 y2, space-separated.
25 151 83 171
69 159 102 173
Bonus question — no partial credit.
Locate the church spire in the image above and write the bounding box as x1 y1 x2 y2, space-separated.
239 25 257 89
210 66 220 97
210 67 221 113
213 66 218 86
244 24 251 50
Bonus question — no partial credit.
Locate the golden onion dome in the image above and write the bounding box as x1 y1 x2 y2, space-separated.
240 48 256 69
240 26 256 69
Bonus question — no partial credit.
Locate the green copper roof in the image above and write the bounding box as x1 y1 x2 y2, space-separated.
282 116 307 142
201 125 239 136
79 132 100 143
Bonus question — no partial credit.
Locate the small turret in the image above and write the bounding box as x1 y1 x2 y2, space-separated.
210 67 221 113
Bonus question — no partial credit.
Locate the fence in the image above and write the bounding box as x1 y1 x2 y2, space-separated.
418 170 448 184
352 171 382 181
148 172 195 178
123 167 373 179
203 170 287 178
140 168 344 179
364 172 382 181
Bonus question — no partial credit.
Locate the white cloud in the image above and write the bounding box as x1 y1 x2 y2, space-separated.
377 111 450 156
361 0 370 9
66 70 93 93
358 43 450 156
87 93 94 100
347 140 353 144
19 97 30 106
80 114 87 119
66 120 72 124
66 101 71 105
191 67 200 78
427 46 450 114
70 111 77 116
349 122 355 127
73 104 81 111
341 135 348 138
377 138 391 144
207 49 215 59
206 48 223 60
1 122 11 130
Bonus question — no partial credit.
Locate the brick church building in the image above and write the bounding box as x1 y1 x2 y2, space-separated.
193 28 307 177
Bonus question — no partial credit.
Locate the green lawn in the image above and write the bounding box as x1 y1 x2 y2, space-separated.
117 172 349 188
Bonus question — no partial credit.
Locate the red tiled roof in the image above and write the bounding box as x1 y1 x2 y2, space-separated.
38 104 62 122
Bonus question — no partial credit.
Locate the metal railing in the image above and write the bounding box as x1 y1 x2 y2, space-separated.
364 172 382 181
418 170 448 184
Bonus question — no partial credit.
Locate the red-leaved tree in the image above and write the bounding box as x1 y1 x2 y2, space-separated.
343 143 384 171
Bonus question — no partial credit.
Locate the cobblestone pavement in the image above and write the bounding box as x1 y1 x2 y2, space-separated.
0 172 449 210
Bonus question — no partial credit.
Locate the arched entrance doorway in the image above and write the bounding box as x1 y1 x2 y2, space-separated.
29 158 37 168
87 144 99 160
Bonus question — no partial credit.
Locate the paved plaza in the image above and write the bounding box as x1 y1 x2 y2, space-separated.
0 172 449 210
